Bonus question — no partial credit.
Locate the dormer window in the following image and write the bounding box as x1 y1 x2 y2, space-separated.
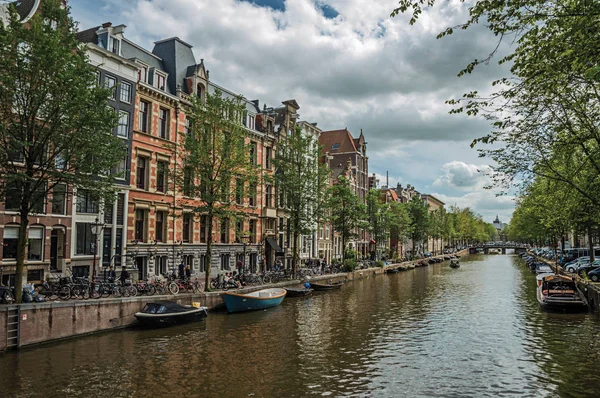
331 143 340 150
138 66 148 83
109 36 120 55
248 115 255 130
156 74 166 91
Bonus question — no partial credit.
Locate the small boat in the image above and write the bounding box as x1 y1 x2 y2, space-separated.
221 288 287 313
450 259 460 268
134 301 208 327
310 282 343 291
386 268 400 274
284 287 313 297
535 264 554 274
536 274 588 311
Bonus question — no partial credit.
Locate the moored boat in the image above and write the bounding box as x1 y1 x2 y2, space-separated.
536 274 587 311
450 259 460 268
221 288 287 313
386 268 400 274
134 301 208 327
310 282 343 291
284 287 313 297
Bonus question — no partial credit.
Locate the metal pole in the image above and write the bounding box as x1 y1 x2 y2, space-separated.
243 242 247 273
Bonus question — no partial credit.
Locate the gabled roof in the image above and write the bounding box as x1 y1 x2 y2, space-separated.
319 128 358 154
76 25 101 44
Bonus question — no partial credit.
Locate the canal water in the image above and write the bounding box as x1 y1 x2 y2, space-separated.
1 254 600 397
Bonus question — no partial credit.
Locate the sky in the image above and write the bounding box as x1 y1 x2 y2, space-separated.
69 0 516 224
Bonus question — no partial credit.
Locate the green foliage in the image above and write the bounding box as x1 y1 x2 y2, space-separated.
388 201 410 256
375 260 385 268
343 259 358 272
326 177 366 259
178 89 259 291
0 0 124 301
273 126 329 273
407 196 430 252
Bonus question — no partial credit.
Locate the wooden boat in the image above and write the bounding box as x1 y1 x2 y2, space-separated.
536 274 588 311
386 268 400 274
284 287 313 297
310 281 343 291
134 301 208 327
221 288 287 313
450 259 460 268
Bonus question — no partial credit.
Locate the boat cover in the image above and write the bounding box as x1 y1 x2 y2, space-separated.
141 301 193 314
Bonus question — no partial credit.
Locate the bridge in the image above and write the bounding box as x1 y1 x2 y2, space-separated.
469 244 528 255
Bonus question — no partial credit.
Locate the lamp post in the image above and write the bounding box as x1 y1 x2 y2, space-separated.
90 218 105 281
241 235 250 273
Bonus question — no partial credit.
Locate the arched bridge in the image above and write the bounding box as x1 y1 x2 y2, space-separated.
469 244 528 255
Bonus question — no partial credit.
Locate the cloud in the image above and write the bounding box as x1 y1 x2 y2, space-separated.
433 190 516 223
433 161 492 191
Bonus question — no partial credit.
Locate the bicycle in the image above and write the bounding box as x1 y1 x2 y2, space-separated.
35 280 71 301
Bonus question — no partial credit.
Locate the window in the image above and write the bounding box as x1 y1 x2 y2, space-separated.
120 82 132 103
4 182 20 211
199 254 207 273
156 74 166 90
135 209 146 242
139 100 150 133
115 228 123 266
105 75 117 99
331 143 340 150
266 185 273 208
76 223 94 255
220 219 229 243
325 225 330 240
249 142 258 165
138 66 148 83
183 213 193 243
112 152 127 180
51 184 66 215
248 182 257 207
136 157 147 190
265 147 272 169
104 202 113 225
76 190 98 213
249 220 256 244
158 108 169 139
55 153 66 170
156 211 167 243
235 220 243 243
2 227 18 259
110 36 120 54
27 269 44 281
157 161 168 193
184 117 192 136
116 111 129 138
248 115 255 130
183 167 193 196
155 256 167 276
116 194 125 225
28 227 44 261
319 227 324 239
235 179 244 205
200 215 207 243
220 254 230 271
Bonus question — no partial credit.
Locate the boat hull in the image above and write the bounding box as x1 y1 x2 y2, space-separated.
134 308 208 327
221 288 287 313
310 282 343 291
536 287 587 311
385 268 400 274
284 288 313 297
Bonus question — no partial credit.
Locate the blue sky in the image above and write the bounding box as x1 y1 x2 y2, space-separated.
70 0 515 224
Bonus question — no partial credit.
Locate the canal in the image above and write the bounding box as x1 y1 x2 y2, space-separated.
2 254 600 397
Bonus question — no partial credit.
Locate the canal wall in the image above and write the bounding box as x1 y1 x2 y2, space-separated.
0 251 467 352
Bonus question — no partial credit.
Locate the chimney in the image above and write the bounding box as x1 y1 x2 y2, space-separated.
102 22 112 28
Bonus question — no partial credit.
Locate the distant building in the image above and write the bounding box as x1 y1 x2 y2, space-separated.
493 215 505 232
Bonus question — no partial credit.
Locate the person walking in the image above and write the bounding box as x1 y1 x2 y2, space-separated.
108 266 116 282
178 261 185 279
185 264 191 279
237 259 243 274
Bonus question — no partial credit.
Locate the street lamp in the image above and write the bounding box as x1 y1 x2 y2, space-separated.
241 235 250 273
90 217 105 281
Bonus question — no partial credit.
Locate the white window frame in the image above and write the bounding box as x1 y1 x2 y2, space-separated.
116 110 130 138
120 82 132 103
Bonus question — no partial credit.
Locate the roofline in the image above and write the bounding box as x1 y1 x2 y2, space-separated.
154 36 193 48
209 81 256 108
85 43 140 70
122 38 163 61
422 194 445 206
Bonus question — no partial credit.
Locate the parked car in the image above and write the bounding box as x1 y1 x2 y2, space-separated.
577 260 600 277
587 267 600 282
565 257 591 273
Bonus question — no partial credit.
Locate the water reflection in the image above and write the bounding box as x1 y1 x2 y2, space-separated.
2 255 600 397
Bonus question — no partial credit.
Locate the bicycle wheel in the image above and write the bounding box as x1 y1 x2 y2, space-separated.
263 275 272 284
147 285 156 296
70 285 82 299
81 286 90 300
112 285 122 298
210 279 218 289
99 284 110 298
155 283 166 295
128 286 138 297
58 286 71 301
91 284 102 299
168 282 179 295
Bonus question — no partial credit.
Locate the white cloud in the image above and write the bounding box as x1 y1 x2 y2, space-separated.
433 161 492 191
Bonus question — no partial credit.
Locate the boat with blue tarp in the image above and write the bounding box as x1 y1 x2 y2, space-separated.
221 288 287 313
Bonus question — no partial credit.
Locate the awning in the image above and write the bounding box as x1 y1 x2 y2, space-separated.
266 237 283 253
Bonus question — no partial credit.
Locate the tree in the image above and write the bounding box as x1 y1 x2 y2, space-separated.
273 126 329 274
406 196 429 255
366 189 389 260
177 89 258 292
0 1 124 302
388 201 410 259
326 177 366 260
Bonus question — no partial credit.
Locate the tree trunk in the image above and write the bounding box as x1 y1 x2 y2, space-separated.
204 211 214 292
588 224 595 262
292 229 299 276
15 201 30 303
